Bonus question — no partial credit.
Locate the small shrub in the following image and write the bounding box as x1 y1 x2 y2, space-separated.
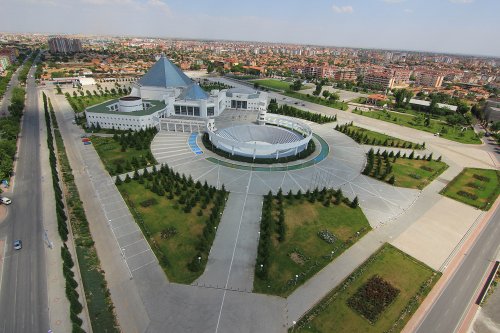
317 229 336 244
457 190 478 200
160 226 178 239
347 275 400 324
473 174 490 182
140 198 158 207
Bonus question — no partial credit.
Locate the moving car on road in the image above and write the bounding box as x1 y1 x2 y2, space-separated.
0 197 12 205
13 240 22 250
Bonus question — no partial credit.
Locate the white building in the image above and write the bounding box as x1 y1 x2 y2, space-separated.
85 55 268 130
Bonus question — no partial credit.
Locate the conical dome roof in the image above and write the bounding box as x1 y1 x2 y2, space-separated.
138 55 193 88
179 83 209 100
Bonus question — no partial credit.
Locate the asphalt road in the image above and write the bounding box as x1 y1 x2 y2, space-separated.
0 58 49 332
415 206 500 333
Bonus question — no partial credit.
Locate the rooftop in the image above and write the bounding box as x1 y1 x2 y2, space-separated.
137 55 193 88
178 83 209 100
86 99 166 116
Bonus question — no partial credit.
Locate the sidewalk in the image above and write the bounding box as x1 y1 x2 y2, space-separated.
194 192 262 292
49 92 151 333
402 198 500 333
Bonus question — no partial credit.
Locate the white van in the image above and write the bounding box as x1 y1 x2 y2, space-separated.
0 197 12 205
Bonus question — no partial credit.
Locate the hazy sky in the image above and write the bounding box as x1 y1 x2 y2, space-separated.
1 0 499 57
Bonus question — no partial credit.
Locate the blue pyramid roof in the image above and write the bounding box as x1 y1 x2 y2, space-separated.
138 55 193 88
179 83 209 100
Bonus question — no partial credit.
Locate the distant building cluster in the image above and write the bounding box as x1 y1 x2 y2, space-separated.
294 65 357 81
48 37 82 54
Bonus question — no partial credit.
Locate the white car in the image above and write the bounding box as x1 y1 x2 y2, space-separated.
0 197 12 205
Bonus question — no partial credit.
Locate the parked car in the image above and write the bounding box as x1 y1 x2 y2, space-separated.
82 138 90 142
13 240 22 250
0 197 12 205
83 141 92 145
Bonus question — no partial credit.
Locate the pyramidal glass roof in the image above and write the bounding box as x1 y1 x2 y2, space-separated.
138 55 193 88
179 83 209 100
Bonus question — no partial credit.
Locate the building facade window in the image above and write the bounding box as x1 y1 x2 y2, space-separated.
207 107 214 116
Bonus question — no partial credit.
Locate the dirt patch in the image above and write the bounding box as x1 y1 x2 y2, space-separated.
290 252 305 265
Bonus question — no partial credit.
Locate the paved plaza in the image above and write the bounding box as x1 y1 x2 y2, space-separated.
150 111 420 228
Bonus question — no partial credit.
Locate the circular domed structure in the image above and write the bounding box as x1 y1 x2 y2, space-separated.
118 96 143 112
207 115 313 159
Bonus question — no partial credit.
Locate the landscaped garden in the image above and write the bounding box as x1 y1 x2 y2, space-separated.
441 168 500 210
352 108 481 144
253 189 370 297
335 122 424 149
363 149 448 189
117 166 227 284
91 128 157 175
293 244 440 333
268 99 336 124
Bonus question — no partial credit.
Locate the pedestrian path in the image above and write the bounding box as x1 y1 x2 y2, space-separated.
194 192 262 292
188 132 203 155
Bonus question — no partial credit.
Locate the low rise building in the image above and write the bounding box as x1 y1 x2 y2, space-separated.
85 55 268 130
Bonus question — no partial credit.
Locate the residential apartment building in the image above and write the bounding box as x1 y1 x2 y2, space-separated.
363 70 395 89
48 37 83 53
415 70 445 88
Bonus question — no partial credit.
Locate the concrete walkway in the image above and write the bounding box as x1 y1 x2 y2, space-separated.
49 92 151 333
195 192 262 292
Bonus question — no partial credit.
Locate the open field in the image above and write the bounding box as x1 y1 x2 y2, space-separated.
441 168 500 210
294 244 440 333
118 180 224 284
254 199 370 297
91 136 155 175
336 123 423 149
352 109 481 144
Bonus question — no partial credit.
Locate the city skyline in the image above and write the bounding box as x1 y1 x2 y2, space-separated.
1 0 500 57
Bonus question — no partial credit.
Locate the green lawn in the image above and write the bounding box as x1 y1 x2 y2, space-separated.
337 124 423 149
91 136 155 175
118 181 217 283
391 158 448 189
366 154 448 190
295 244 440 333
254 200 371 297
441 168 500 210
250 79 312 91
353 109 481 144
284 90 348 110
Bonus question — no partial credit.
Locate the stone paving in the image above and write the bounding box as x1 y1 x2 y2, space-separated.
150 118 420 228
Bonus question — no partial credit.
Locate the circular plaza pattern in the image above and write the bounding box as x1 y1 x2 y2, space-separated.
207 114 313 159
150 115 420 227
